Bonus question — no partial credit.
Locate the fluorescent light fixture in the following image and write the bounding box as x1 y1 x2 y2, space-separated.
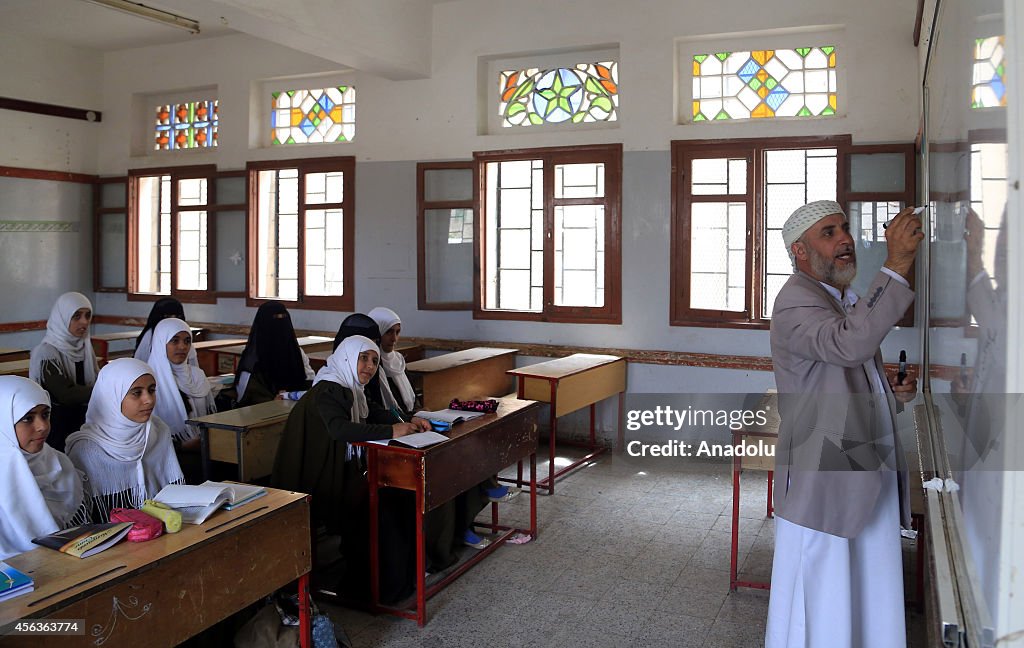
82 0 200 34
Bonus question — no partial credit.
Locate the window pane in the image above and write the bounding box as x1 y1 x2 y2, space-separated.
484 160 543 312
154 100 218 150
692 48 837 122
761 148 837 318
692 158 747 195
176 210 208 291
847 201 903 299
271 86 355 145
304 208 344 296
305 171 344 204
136 175 171 295
689 202 746 311
555 163 605 198
499 61 618 127
424 208 474 303
849 153 906 192
555 205 604 307
255 168 299 300
177 178 207 206
424 168 473 202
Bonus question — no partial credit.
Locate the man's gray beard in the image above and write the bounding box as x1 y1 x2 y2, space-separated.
808 247 857 288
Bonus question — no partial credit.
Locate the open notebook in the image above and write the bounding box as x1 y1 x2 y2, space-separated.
154 482 267 524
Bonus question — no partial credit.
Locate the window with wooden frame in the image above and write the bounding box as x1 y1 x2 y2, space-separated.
417 162 475 310
671 136 915 328
127 165 216 303
246 157 355 311
474 144 622 323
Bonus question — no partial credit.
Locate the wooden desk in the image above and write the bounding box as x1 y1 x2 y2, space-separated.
0 349 29 362
357 396 540 626
0 488 312 648
90 329 142 363
192 338 249 375
91 328 204 364
306 341 425 370
189 399 297 482
506 354 626 494
210 336 334 375
0 360 30 377
405 348 518 410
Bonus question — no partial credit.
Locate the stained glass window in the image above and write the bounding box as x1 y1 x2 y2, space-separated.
971 36 1006 109
499 62 618 127
692 48 836 121
272 87 355 145
154 100 218 150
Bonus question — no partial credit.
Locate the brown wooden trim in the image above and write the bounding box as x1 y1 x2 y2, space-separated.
0 320 46 334
245 157 356 312
0 96 102 122
968 128 1007 144
928 141 969 153
0 166 97 184
94 287 128 294
417 161 475 311
472 144 623 324
85 316 964 380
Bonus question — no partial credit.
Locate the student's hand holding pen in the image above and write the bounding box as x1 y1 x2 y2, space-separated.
391 422 418 438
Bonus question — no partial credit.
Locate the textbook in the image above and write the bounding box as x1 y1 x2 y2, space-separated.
198 481 267 510
0 561 33 602
32 523 132 559
154 482 266 523
413 409 486 425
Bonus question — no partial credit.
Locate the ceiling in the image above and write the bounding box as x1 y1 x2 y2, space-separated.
0 0 236 51
0 0 452 79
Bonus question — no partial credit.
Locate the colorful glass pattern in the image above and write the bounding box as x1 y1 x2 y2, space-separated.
972 36 1006 109
499 62 618 127
692 47 837 121
271 87 355 145
154 100 218 150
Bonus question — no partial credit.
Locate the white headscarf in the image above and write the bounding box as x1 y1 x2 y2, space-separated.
782 200 846 270
147 319 214 442
314 335 381 423
65 359 183 511
367 307 416 411
0 376 88 559
29 292 98 387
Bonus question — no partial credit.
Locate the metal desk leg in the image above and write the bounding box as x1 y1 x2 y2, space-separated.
298 572 311 648
415 478 426 627
530 451 537 537
368 449 381 612
730 454 741 591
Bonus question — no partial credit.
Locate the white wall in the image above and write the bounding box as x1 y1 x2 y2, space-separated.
7 0 923 398
0 32 103 173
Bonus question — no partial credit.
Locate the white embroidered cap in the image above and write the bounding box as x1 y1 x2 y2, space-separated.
782 200 846 270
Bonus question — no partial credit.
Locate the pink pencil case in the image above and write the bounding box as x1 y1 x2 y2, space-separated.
109 508 164 542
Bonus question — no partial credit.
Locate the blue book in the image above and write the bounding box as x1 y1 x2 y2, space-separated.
0 561 33 602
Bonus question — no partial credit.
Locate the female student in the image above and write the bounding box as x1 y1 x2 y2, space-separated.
0 375 90 559
133 297 185 361
367 306 515 553
65 359 184 521
272 335 429 604
29 292 99 451
234 301 314 407
147 318 215 447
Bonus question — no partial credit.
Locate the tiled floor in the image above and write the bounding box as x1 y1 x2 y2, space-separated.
317 450 924 648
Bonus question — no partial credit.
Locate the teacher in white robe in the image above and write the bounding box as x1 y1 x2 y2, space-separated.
766 201 922 648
